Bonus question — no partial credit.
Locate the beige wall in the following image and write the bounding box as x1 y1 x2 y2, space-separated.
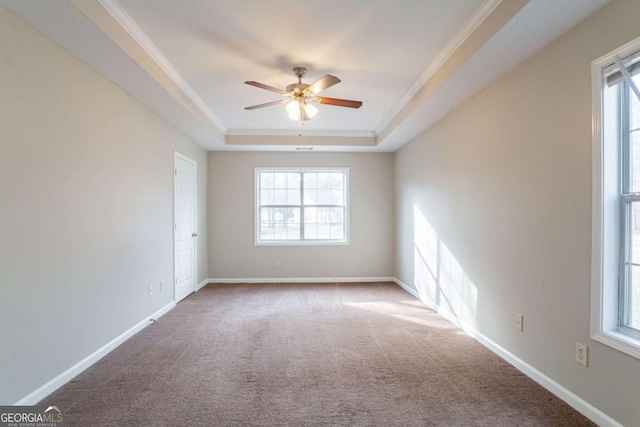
0 7 207 404
394 1 640 425
208 151 394 280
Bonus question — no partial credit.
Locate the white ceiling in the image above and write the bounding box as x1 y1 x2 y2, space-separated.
1 0 609 152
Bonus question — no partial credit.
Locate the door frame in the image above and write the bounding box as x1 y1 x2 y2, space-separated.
173 151 197 302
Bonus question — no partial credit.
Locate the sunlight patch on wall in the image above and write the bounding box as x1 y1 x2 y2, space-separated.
414 204 439 303
413 204 478 328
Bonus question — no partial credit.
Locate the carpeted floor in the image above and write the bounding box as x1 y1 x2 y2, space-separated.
41 282 594 426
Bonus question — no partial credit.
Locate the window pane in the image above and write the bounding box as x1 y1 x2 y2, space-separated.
303 172 317 188
629 265 640 330
303 188 318 205
273 189 287 204
331 172 344 188
304 207 344 240
260 172 273 189
260 189 273 205
317 189 332 204
631 202 640 264
303 173 318 205
286 172 301 205
631 200 640 330
259 207 300 240
274 172 287 188
631 131 640 192
317 172 331 189
632 75 640 130
287 172 301 189
287 188 300 205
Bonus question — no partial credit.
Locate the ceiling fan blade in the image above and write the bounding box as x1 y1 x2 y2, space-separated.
314 97 362 108
305 75 341 95
244 81 287 95
244 99 288 110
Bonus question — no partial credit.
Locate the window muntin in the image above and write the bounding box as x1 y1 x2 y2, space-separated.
592 37 640 360
255 168 348 245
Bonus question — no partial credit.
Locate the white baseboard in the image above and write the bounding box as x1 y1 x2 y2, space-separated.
206 277 396 284
14 301 175 405
196 279 209 291
393 278 622 427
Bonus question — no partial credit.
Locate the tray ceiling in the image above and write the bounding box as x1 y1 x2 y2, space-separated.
0 0 609 151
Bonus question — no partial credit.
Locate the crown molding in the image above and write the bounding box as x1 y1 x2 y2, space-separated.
96 0 227 134
375 0 503 136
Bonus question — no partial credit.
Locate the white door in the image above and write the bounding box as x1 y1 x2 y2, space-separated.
174 153 197 303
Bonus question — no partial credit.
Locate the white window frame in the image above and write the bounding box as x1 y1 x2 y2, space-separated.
254 167 350 246
591 35 640 360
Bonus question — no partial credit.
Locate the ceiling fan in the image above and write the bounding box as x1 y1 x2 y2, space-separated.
244 67 363 121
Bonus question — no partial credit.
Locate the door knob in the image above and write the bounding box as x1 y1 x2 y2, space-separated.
192 232 198 237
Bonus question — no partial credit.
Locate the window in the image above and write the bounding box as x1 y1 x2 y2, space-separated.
620 74 640 336
592 36 640 359
255 167 349 245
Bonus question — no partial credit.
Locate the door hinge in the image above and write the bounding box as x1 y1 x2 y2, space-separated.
174 276 178 285
174 168 177 176
174 223 177 231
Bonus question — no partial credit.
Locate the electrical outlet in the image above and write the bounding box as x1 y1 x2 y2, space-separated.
575 342 588 367
148 283 153 296
160 280 164 292
274 259 280 268
515 313 523 331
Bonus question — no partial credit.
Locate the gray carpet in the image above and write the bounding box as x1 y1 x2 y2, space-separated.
42 282 594 426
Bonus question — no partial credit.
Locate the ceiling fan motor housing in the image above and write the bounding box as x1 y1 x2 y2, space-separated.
288 66 310 95
286 82 310 95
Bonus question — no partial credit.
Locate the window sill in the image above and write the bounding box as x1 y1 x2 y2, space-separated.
592 329 640 360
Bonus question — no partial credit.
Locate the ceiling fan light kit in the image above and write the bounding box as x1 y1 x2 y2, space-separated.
286 99 318 121
245 67 362 121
